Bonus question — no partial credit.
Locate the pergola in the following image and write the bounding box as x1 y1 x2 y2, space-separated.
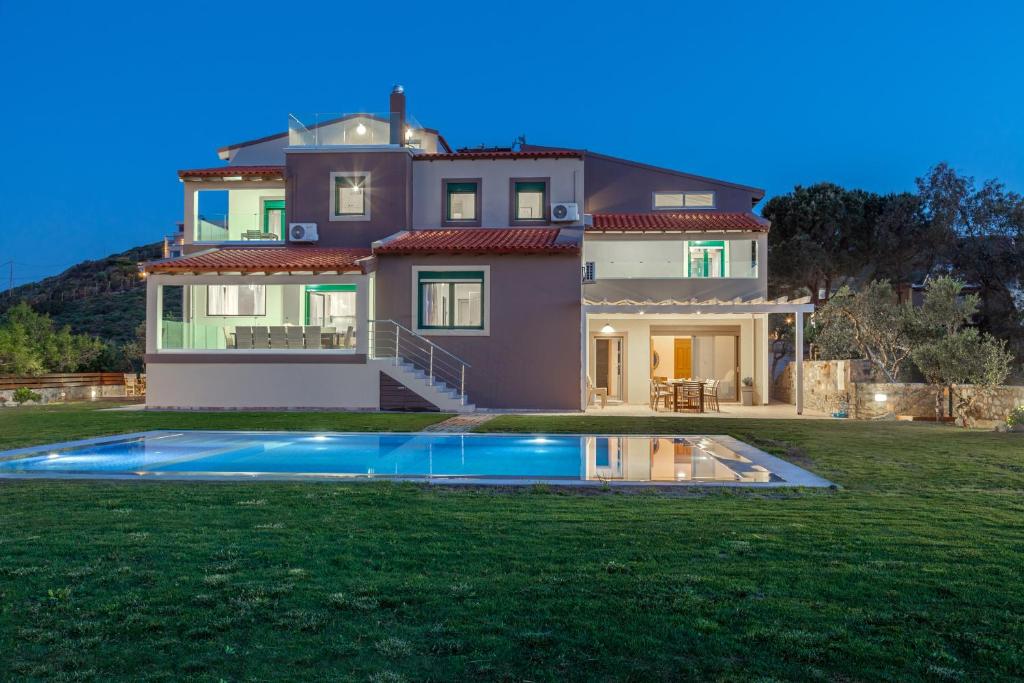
583 295 815 414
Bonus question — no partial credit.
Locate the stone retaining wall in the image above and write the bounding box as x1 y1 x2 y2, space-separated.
773 360 1024 425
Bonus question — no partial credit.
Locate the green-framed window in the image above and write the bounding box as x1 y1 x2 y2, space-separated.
687 240 726 278
262 200 286 239
304 284 358 326
445 181 478 222
513 181 546 221
417 271 485 330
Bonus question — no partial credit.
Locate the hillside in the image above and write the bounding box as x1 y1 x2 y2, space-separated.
0 243 162 343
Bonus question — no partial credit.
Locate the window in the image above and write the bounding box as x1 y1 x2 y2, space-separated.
512 179 548 222
443 180 480 225
417 271 485 330
653 191 716 209
261 199 286 239
207 284 266 316
330 172 370 220
687 241 725 278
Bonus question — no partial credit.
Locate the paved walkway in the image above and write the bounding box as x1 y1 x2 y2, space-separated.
422 414 497 432
576 401 829 419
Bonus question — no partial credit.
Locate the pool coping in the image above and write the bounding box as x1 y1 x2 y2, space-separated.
0 430 835 489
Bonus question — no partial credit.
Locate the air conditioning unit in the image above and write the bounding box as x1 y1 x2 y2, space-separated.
551 202 580 222
289 223 318 242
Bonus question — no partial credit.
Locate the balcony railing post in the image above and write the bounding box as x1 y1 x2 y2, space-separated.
394 324 400 365
429 346 434 385
460 365 466 402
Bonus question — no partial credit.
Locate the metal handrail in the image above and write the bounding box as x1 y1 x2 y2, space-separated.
367 320 470 402
368 319 470 368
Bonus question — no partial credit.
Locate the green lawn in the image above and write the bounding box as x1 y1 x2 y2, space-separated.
1 405 1023 681
0 402 449 451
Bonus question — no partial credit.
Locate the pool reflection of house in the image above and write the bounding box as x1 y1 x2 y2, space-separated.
586 437 772 483
142 85 812 413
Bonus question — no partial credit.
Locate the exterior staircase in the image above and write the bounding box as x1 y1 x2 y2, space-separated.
368 320 475 413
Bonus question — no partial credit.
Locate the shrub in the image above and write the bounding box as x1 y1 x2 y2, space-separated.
1008 406 1024 429
12 387 42 405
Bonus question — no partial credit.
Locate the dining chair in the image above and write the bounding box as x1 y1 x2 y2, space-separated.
703 379 721 412
650 378 674 411
676 381 704 413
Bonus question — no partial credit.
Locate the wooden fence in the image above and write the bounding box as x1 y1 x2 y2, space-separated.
0 373 127 391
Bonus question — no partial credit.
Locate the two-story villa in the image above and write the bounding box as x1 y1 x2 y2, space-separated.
142 86 812 413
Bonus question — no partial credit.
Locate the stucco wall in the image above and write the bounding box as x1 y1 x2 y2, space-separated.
374 253 583 410
146 361 381 410
285 148 413 248
411 157 585 228
583 153 762 214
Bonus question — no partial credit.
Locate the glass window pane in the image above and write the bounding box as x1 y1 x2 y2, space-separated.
584 240 685 278
421 282 450 327
207 285 266 315
725 239 758 278
335 175 367 216
692 244 724 278
447 183 477 220
685 192 715 207
453 282 482 326
515 182 546 220
653 192 685 209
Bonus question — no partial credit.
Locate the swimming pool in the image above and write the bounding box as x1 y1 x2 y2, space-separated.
0 431 832 487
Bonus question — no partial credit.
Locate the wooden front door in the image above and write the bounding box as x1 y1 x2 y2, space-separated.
674 338 692 379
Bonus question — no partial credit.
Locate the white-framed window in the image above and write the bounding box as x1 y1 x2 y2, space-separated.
330 171 371 221
653 191 716 210
206 284 266 316
412 266 490 336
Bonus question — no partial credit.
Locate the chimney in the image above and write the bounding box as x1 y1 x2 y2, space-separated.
389 84 406 145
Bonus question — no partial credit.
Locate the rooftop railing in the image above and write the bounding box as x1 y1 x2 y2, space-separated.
287 112 429 147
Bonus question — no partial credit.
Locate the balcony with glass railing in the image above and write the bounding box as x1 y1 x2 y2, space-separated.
193 212 286 243
287 112 439 151
581 237 766 302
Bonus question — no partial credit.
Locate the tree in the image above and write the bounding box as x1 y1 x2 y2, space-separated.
910 278 1013 427
122 322 147 373
812 281 917 381
763 183 870 302
0 303 106 375
917 163 1024 365
859 192 945 285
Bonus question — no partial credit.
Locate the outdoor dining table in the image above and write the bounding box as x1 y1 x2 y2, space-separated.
667 379 705 413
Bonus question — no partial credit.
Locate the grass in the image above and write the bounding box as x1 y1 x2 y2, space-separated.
1 405 1023 680
0 401 449 451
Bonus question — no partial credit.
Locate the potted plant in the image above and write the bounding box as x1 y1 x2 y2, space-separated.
1007 406 1024 433
740 377 755 406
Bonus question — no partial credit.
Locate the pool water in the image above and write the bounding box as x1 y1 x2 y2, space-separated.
0 431 824 485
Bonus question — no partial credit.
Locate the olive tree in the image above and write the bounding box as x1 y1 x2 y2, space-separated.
812 281 917 381
910 278 1013 426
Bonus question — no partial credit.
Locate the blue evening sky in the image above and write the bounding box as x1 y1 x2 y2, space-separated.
1 0 1022 287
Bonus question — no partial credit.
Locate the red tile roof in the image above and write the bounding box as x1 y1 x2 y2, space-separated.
178 165 285 179
145 247 373 274
374 228 578 254
413 150 582 161
588 212 769 232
